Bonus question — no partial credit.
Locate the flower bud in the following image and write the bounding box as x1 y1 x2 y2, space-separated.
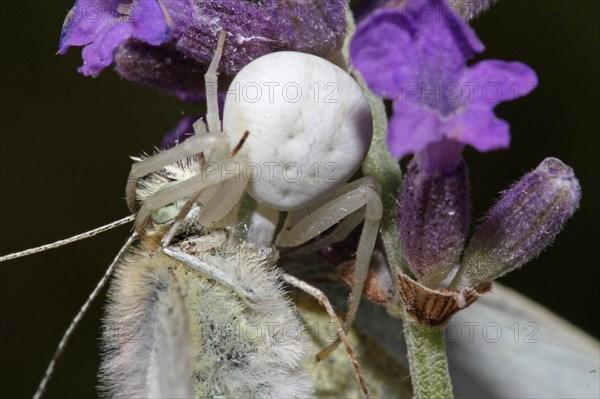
399 147 471 288
453 158 581 289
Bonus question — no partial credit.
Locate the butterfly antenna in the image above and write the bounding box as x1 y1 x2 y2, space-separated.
0 215 134 263
33 232 138 399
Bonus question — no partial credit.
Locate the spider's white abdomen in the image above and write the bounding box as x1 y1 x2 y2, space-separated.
223 52 373 211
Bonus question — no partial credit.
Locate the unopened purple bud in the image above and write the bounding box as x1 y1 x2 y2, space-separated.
399 145 470 288
453 158 581 289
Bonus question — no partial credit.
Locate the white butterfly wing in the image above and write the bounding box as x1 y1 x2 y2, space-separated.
448 284 599 398
351 283 599 398
146 271 192 399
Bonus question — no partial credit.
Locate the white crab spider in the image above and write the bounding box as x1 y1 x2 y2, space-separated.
4 31 381 398
99 148 375 397
98 32 380 397
125 32 383 346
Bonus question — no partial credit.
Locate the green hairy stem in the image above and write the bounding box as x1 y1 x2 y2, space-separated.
403 316 454 398
344 7 454 398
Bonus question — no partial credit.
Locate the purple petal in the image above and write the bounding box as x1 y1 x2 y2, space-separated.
350 10 418 99
59 0 171 76
462 60 538 107
78 23 133 76
351 1 484 114
408 0 484 79
443 107 510 152
129 0 172 44
59 1 120 50
388 101 443 158
350 0 537 158
408 0 483 115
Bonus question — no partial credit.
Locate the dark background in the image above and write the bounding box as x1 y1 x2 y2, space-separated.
0 0 598 397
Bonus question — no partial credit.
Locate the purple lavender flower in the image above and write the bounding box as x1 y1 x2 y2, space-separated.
452 158 581 289
350 0 538 159
59 0 347 101
399 140 470 287
58 0 176 76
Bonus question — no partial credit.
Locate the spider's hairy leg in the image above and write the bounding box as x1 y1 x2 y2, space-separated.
160 168 248 248
277 177 383 354
126 133 229 212
280 211 363 261
282 273 370 399
134 159 242 232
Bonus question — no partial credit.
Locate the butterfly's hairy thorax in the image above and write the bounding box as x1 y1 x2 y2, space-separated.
100 231 312 398
99 158 312 398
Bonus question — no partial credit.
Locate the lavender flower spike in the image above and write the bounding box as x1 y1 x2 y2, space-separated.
452 158 581 289
399 140 470 287
60 0 347 101
350 0 538 159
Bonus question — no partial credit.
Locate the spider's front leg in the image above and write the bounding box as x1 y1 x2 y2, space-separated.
127 31 229 215
134 158 248 234
126 133 230 213
277 176 383 352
